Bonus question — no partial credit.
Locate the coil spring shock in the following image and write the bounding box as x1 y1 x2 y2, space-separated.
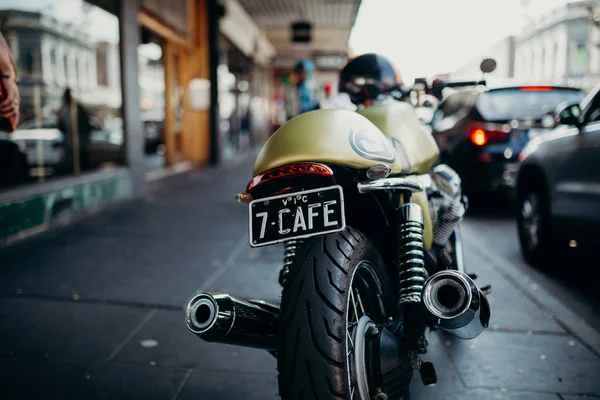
396 204 427 305
279 239 304 286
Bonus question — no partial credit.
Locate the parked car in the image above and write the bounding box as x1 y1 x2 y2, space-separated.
516 83 600 265
429 84 586 197
0 137 28 187
9 115 122 178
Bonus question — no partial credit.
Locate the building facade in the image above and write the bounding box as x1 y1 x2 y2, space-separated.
446 36 517 82
0 0 360 245
515 0 600 91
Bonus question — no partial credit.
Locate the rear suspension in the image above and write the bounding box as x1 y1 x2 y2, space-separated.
279 239 304 286
394 202 428 348
396 203 427 305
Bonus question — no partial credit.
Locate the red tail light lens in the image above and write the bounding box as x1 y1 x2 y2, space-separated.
246 163 333 192
467 121 510 146
520 85 552 91
470 129 488 146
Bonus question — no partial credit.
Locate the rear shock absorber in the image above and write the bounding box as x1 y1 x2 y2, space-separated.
279 239 304 286
395 203 427 305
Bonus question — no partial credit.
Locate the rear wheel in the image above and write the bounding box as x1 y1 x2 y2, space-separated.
277 227 412 400
517 180 554 266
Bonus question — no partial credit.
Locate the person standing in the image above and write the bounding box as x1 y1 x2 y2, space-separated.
57 88 94 172
0 31 19 124
294 59 318 114
0 31 26 186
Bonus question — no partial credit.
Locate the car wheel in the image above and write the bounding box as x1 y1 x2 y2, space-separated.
517 181 553 266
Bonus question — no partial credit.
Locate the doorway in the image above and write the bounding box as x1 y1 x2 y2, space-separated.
138 27 186 175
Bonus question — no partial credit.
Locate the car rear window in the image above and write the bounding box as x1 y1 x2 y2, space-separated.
476 88 586 120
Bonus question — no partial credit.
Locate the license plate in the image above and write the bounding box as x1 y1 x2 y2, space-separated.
249 185 346 247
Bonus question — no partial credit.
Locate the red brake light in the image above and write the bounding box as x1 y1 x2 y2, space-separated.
520 85 552 91
467 121 509 146
246 163 333 192
470 129 488 146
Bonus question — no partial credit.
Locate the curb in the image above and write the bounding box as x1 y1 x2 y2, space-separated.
465 228 600 357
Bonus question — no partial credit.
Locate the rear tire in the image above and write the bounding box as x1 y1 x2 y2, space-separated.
277 227 411 400
517 179 554 266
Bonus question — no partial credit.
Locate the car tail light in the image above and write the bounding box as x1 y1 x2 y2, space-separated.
519 85 552 91
246 163 333 192
467 121 510 146
470 129 487 146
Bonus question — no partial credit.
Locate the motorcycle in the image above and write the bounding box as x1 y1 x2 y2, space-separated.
184 83 491 400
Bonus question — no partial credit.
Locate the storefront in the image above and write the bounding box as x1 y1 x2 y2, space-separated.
0 0 217 243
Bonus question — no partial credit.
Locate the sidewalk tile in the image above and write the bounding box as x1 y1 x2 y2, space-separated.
447 331 600 393
0 357 186 400
464 247 565 333
111 310 276 373
207 261 282 304
177 370 278 400
0 235 239 308
414 387 558 400
0 298 147 362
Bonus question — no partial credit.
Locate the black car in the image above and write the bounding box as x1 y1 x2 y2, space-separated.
430 85 586 197
516 83 600 265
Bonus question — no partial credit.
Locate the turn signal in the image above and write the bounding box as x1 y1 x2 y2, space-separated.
246 163 333 192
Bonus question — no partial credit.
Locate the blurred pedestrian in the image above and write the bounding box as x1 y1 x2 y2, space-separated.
57 88 95 171
284 72 300 120
294 59 319 114
0 31 19 126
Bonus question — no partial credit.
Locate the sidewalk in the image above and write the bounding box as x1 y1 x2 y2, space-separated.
0 153 599 399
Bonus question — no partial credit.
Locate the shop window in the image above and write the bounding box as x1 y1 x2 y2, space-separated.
21 49 36 76
0 1 124 191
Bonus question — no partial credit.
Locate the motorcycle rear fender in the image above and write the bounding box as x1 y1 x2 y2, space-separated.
251 109 433 250
253 109 406 176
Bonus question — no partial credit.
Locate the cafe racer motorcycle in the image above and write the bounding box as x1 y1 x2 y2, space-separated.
185 54 491 400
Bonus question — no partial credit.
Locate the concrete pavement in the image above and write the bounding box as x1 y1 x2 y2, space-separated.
0 153 599 399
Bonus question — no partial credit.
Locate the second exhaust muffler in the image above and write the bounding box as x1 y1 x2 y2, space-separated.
421 270 490 339
185 293 278 350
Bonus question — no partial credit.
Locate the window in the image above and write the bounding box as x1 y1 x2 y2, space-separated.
50 48 56 68
0 1 123 192
21 49 36 75
584 90 600 123
477 88 586 120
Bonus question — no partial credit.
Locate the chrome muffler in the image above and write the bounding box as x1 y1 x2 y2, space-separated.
185 293 278 350
421 270 490 340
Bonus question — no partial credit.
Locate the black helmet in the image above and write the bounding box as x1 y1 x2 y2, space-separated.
339 53 403 105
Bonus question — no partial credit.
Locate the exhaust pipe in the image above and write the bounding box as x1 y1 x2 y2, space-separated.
421 270 490 340
185 293 278 351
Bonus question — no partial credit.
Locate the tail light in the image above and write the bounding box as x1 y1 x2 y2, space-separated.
246 163 333 192
519 85 552 91
467 121 510 146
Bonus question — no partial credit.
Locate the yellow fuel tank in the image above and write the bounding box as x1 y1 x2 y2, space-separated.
357 102 439 175
253 109 405 175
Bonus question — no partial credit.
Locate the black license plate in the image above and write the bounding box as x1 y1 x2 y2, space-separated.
249 185 346 247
